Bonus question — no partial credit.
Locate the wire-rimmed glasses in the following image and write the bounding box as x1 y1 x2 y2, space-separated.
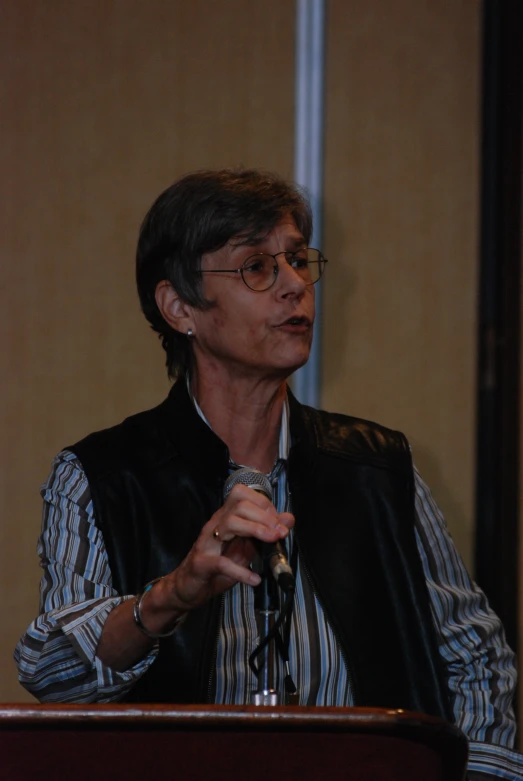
200 248 327 292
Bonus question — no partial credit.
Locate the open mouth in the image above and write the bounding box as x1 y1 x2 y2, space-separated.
279 316 311 327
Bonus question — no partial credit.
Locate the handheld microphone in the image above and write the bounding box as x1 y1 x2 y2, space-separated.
223 467 295 593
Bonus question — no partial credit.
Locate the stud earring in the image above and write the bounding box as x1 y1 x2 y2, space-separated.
187 329 194 338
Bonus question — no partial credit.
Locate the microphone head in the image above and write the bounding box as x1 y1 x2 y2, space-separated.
223 467 272 502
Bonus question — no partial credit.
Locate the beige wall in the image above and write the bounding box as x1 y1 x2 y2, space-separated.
1 0 295 702
322 0 480 564
1 1 481 702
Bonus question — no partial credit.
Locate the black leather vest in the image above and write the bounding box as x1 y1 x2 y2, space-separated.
71 380 452 720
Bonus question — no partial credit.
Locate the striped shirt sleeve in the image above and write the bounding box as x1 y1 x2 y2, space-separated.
14 450 158 703
413 468 523 780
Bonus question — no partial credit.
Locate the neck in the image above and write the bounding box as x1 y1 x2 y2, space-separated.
190 370 287 474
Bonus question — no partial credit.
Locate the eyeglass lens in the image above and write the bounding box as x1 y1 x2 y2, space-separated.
241 249 324 291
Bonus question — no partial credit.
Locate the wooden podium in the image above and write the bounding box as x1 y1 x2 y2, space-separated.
0 704 467 780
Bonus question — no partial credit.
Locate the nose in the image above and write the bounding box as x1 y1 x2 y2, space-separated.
274 255 308 298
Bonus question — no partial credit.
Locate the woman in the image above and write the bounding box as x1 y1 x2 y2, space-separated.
16 170 522 780
97 173 318 677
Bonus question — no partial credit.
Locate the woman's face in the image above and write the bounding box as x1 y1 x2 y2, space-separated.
189 217 315 384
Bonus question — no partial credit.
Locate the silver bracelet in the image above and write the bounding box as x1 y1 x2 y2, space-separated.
133 577 185 639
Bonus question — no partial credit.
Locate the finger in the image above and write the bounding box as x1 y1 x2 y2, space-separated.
171 552 261 610
226 483 278 515
220 536 257 566
226 498 279 524
212 509 290 546
209 519 288 550
276 512 295 530
190 552 261 589
205 497 284 546
215 555 261 587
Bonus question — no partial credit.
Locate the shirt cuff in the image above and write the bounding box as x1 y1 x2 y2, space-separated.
468 741 523 780
55 595 159 696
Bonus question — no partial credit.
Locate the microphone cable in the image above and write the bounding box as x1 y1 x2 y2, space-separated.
248 537 299 703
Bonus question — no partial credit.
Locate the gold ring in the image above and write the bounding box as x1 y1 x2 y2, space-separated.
212 526 221 540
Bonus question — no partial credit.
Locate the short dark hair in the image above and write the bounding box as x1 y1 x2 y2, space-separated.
136 168 313 378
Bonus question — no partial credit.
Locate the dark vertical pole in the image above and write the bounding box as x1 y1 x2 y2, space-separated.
475 0 522 653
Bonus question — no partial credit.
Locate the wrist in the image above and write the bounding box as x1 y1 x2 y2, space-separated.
133 577 187 639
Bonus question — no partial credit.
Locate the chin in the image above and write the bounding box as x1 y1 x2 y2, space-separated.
275 349 311 377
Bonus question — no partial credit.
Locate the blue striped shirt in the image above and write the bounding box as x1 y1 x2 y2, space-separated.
208 398 352 707
14 401 523 779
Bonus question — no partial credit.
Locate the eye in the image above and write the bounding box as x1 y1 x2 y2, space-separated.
289 251 309 270
243 255 270 275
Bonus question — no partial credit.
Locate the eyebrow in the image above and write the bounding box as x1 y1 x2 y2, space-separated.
230 234 306 252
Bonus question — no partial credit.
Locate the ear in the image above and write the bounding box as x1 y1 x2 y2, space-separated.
155 280 196 336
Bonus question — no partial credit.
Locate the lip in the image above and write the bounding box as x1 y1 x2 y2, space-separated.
274 315 312 328
274 315 313 333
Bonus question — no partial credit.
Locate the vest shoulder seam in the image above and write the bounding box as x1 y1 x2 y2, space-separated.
302 406 411 471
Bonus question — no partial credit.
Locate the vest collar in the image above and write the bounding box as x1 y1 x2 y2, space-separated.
162 379 230 490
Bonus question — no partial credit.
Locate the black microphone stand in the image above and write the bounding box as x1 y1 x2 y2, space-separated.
251 548 280 706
